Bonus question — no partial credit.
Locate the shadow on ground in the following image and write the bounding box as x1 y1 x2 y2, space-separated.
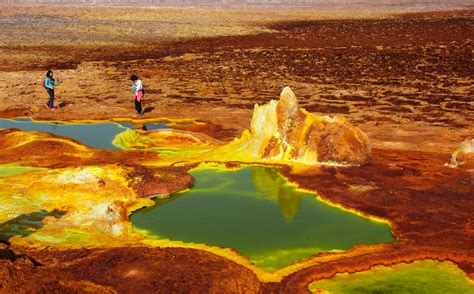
0 209 66 241
144 106 155 114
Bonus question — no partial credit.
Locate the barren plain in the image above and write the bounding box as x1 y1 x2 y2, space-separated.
0 3 473 293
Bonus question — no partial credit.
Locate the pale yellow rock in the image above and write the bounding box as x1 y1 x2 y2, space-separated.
449 139 474 168
205 87 372 166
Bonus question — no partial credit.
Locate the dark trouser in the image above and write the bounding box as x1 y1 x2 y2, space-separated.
135 99 142 114
46 88 54 108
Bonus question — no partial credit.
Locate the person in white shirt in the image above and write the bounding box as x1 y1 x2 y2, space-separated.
130 75 144 115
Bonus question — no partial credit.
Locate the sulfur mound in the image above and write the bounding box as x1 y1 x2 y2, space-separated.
449 139 474 168
211 87 372 165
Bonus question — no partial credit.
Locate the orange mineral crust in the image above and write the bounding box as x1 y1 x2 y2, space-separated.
2 244 262 293
281 148 473 250
0 129 194 197
0 128 157 168
268 244 474 293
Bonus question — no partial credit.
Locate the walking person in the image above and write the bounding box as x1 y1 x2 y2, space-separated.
130 75 144 115
43 70 60 110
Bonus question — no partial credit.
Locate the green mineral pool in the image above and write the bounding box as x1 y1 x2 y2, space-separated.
308 260 474 294
131 166 395 271
0 118 126 149
0 118 183 150
0 164 46 177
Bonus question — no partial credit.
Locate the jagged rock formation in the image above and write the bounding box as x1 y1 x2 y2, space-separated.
211 87 372 165
449 139 474 168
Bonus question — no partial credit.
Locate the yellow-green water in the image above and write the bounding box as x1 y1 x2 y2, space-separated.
0 118 185 150
0 118 127 149
0 164 45 177
131 166 394 271
308 260 474 294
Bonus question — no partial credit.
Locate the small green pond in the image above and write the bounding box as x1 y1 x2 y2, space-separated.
308 260 474 294
0 118 126 149
131 166 394 271
0 118 185 150
0 164 46 177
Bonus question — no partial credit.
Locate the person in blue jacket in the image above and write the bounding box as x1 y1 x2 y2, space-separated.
43 70 59 110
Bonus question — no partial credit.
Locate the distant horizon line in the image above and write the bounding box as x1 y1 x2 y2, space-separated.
1 0 473 5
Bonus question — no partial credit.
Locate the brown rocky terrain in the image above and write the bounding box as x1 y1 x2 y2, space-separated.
1 243 262 293
0 6 472 152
